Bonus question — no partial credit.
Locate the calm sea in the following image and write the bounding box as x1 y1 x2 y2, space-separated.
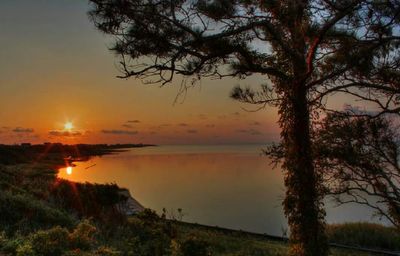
59 144 387 236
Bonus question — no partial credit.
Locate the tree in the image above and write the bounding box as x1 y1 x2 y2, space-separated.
88 1 400 255
315 111 400 229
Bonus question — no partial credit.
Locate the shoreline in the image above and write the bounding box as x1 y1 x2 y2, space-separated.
0 143 156 167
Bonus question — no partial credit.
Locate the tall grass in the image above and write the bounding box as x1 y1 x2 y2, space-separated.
327 222 400 251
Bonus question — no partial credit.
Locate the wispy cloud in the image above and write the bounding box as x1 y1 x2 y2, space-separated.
0 127 9 134
13 127 34 133
187 129 198 134
178 123 189 127
250 121 261 126
127 120 140 123
205 124 215 128
198 114 207 120
236 129 262 136
122 124 134 129
49 130 83 137
101 129 138 135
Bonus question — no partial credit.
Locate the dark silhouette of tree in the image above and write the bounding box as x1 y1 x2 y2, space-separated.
315 112 400 230
88 1 400 255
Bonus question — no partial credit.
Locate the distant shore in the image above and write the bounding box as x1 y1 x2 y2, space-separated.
0 143 156 167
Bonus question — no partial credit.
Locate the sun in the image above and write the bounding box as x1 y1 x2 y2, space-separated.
64 122 74 131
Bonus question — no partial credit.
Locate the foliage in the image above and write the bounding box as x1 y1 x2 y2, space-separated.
180 234 210 256
69 220 98 250
50 179 128 222
28 226 70 256
0 220 120 256
0 190 74 234
314 112 400 228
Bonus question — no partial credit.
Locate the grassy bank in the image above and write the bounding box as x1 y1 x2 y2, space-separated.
327 222 400 251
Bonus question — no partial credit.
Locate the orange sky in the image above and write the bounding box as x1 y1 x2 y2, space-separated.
0 0 285 145
0 1 356 145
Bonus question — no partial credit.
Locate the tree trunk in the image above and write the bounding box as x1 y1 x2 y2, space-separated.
280 83 328 256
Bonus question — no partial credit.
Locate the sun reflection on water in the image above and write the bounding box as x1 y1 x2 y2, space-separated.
66 166 73 175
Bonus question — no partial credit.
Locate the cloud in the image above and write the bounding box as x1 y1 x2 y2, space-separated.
122 124 134 129
236 129 262 136
0 127 8 133
178 123 189 127
232 112 240 116
101 129 138 135
13 127 34 133
250 121 261 126
198 114 208 120
127 120 140 123
205 124 215 128
187 129 198 134
49 130 83 137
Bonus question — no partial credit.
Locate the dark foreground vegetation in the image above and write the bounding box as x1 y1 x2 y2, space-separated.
0 145 397 255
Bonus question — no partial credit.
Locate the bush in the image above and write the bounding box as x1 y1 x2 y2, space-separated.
0 220 111 256
16 243 35 256
0 191 73 233
50 179 127 222
92 246 121 256
69 220 97 250
29 226 69 256
181 235 210 256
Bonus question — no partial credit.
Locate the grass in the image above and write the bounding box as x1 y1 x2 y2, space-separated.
327 222 400 251
166 219 381 256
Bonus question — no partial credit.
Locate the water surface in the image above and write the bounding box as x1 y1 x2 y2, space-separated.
59 144 386 236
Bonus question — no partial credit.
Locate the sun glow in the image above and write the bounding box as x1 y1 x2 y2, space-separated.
66 166 73 175
64 122 74 131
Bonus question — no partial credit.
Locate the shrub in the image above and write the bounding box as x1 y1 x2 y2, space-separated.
0 234 24 255
29 226 69 256
181 235 210 256
16 243 35 256
50 180 127 222
0 191 73 233
93 246 121 255
3 221 110 256
69 220 97 250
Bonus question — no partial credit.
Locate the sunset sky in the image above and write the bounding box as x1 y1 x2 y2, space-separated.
0 0 282 145
0 0 356 145
0 0 362 144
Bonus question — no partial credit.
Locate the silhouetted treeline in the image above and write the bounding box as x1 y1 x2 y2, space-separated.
0 143 155 165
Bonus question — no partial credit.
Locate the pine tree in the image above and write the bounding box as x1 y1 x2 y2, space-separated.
88 1 400 255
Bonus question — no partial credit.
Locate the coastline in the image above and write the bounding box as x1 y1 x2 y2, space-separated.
0 143 150 216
